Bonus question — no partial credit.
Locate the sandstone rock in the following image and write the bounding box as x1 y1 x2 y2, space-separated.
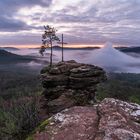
96 98 140 140
40 60 106 114
27 98 140 140
47 94 75 113
42 74 68 88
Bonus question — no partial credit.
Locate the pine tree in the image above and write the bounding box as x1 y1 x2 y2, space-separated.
39 25 60 66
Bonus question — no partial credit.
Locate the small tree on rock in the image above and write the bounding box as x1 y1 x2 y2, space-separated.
39 25 60 66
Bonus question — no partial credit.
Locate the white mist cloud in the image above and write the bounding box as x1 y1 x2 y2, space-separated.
8 42 140 73
51 42 140 73
86 42 140 73
88 42 140 65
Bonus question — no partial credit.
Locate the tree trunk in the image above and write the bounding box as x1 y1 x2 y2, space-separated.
62 34 64 62
50 39 53 67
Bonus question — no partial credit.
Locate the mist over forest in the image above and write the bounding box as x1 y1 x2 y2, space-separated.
1 42 140 73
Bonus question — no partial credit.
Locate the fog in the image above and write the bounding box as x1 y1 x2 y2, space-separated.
9 42 140 73
86 42 140 73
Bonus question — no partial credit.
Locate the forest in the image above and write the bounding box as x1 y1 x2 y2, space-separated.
0 66 42 140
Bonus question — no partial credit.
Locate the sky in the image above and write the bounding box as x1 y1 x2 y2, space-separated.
0 0 140 48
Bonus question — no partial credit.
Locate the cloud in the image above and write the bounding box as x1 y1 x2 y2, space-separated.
0 16 32 32
0 0 52 32
0 33 41 45
0 0 140 46
0 0 51 11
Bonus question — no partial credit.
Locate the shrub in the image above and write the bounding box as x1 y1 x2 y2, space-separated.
96 73 140 104
0 96 41 140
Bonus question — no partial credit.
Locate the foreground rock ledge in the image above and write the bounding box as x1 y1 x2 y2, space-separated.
40 60 106 114
27 98 140 140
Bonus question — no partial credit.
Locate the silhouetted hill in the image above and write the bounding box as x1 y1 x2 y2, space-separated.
1 47 20 51
121 47 140 53
115 47 128 50
29 45 100 50
0 49 34 64
54 45 100 50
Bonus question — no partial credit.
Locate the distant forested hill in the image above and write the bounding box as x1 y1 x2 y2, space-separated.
0 49 34 64
0 47 20 51
29 45 100 50
121 47 140 53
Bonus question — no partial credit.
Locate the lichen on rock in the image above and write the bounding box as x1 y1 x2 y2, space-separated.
29 98 140 140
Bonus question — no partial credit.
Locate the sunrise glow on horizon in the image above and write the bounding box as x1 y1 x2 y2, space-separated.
1 44 103 49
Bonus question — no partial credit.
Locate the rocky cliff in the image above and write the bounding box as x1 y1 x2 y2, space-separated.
27 61 140 140
40 60 106 115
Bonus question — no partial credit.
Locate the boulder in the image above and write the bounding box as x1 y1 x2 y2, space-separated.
96 98 140 140
27 98 140 140
40 60 106 114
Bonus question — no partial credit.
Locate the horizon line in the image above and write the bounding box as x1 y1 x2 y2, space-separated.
0 44 130 49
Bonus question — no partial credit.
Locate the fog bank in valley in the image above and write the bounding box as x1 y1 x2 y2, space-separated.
8 43 140 73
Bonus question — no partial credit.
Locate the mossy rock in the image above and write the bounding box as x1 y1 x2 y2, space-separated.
36 119 50 132
26 119 50 140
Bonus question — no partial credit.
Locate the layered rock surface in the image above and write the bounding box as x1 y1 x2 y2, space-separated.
29 98 140 140
40 60 106 114
28 61 140 140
